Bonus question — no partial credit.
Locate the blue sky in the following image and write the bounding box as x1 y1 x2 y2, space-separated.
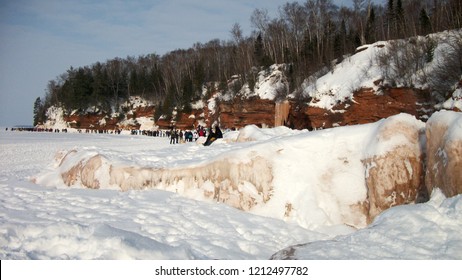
0 0 382 126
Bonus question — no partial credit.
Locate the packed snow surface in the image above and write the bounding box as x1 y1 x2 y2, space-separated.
1 119 461 259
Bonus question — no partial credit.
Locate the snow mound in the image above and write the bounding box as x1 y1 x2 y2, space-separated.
4 113 462 260
2 221 200 259
38 145 274 211
235 124 298 142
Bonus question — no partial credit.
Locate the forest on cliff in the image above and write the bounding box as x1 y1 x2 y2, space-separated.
33 0 462 126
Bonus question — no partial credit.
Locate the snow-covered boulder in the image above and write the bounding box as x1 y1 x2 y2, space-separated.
50 147 273 211
425 110 462 197
363 114 425 221
58 150 107 189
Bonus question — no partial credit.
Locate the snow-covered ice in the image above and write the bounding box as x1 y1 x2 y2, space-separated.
1 117 461 259
0 131 329 259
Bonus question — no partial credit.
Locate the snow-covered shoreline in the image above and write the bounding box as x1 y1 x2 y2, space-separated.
0 130 333 259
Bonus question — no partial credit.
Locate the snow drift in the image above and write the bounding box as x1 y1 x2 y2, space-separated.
36 113 429 230
271 189 462 260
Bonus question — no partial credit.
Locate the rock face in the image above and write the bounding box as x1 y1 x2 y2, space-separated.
174 87 433 131
287 87 434 130
65 105 156 131
218 98 275 129
425 110 462 197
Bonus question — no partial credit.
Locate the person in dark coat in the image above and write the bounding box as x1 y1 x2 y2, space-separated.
215 125 223 139
203 125 223 146
170 128 176 144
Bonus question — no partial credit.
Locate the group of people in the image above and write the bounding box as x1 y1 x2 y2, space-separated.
5 124 224 146
168 129 193 144
5 127 68 133
169 125 223 146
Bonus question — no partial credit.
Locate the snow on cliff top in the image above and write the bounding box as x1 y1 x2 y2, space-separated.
301 29 462 111
302 42 385 111
43 106 69 129
42 96 156 130
442 86 462 111
253 64 288 100
121 96 153 108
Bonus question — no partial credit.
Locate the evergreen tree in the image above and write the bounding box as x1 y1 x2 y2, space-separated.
193 61 205 96
419 8 432 35
33 97 43 126
395 0 405 38
386 0 395 39
72 67 94 109
254 33 265 67
181 77 194 113
365 6 376 43
333 19 347 59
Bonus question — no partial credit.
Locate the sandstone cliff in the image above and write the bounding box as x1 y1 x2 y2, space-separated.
48 86 434 132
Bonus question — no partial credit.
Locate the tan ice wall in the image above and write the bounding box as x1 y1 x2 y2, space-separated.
275 101 291 127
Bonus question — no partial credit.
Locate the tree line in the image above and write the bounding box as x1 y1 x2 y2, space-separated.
34 0 462 126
